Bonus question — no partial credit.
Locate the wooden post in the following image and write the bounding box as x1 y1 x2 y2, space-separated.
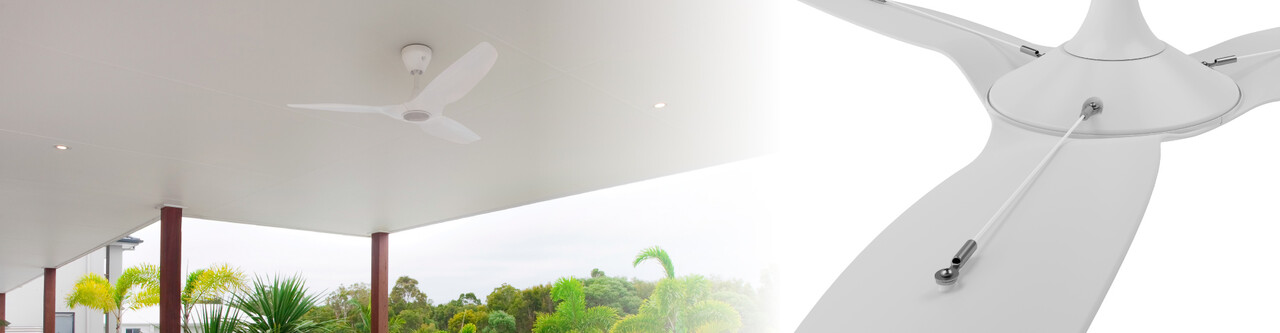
160 207 182 333
43 268 55 333
371 233 389 333
1 292 7 333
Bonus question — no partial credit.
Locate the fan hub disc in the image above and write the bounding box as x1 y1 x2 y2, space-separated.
988 45 1240 137
402 110 431 122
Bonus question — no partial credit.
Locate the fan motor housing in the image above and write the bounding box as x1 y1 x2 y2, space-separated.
402 110 432 122
987 0 1241 137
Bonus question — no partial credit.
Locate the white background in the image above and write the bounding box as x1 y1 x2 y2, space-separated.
773 0 1280 331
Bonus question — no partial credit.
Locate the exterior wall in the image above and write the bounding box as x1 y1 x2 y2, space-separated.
118 324 156 333
4 249 107 333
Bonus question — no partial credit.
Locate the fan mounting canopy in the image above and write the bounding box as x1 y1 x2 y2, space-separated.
987 0 1240 136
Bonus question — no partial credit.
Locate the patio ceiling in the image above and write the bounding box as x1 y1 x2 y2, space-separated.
0 0 777 292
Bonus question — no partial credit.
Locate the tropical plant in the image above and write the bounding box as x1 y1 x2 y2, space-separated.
182 263 247 330
193 304 242 333
231 275 327 333
532 277 619 333
633 247 675 279
65 263 160 333
611 247 742 333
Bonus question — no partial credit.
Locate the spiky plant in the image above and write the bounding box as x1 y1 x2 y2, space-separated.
65 264 160 333
231 275 326 333
194 304 242 333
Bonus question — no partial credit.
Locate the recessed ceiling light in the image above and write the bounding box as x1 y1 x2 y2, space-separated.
54 145 70 150
653 102 667 109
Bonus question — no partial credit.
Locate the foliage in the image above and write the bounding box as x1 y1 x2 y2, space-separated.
231 275 327 333
611 276 741 333
182 263 248 331
630 280 656 301
481 310 517 333
64 263 160 333
448 308 488 333
583 274 643 315
611 247 742 333
391 276 432 315
310 283 372 333
532 277 619 333
2 319 10 327
514 283 555 333
396 308 432 333
193 304 242 333
484 285 525 333
633 247 675 279
460 323 478 333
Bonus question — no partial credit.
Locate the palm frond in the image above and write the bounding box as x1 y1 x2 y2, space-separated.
118 264 161 311
632 246 675 279
66 273 118 312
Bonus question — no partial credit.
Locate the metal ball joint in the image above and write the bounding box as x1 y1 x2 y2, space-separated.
935 267 958 286
1082 97 1104 120
934 239 977 286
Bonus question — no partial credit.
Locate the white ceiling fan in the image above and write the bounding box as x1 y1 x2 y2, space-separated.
289 42 499 144
797 0 1279 331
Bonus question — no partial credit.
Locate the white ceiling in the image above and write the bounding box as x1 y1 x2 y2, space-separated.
0 0 777 292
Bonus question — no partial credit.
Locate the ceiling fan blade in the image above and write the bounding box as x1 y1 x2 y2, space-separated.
421 115 481 144
286 103 387 114
801 0 1044 97
409 42 499 109
1193 27 1280 119
798 119 1162 332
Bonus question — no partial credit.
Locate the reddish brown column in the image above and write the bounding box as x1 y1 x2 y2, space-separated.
159 206 182 333
43 268 54 333
371 232 389 333
1 292 7 333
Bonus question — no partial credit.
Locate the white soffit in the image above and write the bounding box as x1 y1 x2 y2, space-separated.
0 0 778 292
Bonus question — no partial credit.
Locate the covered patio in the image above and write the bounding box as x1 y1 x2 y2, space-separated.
0 1 776 332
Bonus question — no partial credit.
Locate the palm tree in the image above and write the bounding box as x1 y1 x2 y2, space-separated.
612 247 742 333
532 277 619 333
182 263 247 330
231 275 327 333
633 246 675 279
65 264 160 333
